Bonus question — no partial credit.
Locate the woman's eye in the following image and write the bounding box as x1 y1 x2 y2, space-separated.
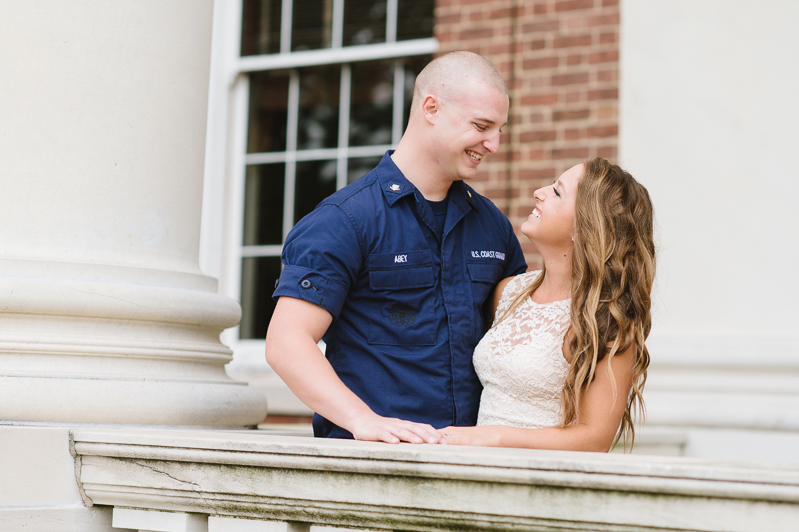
553 187 561 197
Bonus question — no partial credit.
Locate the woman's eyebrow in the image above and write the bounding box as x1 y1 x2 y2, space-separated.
555 179 566 193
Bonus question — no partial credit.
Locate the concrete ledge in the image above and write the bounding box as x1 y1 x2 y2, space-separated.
71 428 799 532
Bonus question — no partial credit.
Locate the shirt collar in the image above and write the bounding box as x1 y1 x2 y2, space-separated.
376 150 479 211
376 151 416 206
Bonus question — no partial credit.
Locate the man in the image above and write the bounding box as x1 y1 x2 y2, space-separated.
266 51 527 444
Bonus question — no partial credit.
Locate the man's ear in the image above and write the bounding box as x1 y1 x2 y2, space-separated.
421 95 439 124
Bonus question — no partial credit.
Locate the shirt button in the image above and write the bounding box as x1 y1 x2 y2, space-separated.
300 279 312 289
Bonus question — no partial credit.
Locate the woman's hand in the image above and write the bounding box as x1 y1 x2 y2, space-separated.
438 426 501 446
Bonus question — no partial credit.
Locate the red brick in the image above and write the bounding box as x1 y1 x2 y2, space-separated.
596 145 618 158
567 53 585 65
520 130 557 142
528 39 547 50
601 0 619 6
521 93 560 105
596 68 618 82
553 108 590 121
490 7 514 19
564 90 583 103
599 31 618 44
589 50 619 64
522 20 561 33
489 43 513 55
553 34 592 48
588 88 618 100
552 72 589 85
519 168 558 180
528 111 546 123
555 0 595 12
596 106 616 119
564 128 584 140
437 14 462 24
587 125 618 137
523 56 560 69
552 147 590 159
589 13 620 26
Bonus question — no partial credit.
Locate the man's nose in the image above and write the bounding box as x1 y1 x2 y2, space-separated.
483 129 501 154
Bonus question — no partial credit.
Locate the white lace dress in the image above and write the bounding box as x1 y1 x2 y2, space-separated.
474 270 571 428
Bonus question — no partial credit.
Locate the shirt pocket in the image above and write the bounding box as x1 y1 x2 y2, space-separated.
467 260 504 303
467 260 505 338
367 250 436 346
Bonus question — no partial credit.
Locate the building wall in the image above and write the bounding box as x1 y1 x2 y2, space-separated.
435 0 621 267
619 0 799 461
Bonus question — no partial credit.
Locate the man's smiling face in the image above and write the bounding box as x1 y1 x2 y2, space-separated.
430 78 509 183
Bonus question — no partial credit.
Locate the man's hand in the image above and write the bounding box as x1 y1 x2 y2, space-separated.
350 413 444 444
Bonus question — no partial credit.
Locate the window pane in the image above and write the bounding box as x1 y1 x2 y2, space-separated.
298 65 340 150
343 0 386 46
243 163 285 246
248 70 289 153
349 60 393 147
240 256 283 339
403 55 432 131
397 0 434 41
292 0 333 51
347 156 383 184
294 159 337 224
241 0 282 56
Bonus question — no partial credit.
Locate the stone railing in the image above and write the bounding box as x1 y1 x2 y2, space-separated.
70 428 799 532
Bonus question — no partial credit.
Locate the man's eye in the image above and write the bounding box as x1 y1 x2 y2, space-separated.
474 124 487 132
553 187 561 197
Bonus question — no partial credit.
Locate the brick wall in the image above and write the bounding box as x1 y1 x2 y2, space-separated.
435 0 620 268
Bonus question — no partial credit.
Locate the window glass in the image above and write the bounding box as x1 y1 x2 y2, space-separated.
343 0 386 46
298 65 340 150
243 163 286 246
347 156 383 184
292 0 333 51
294 159 338 224
240 256 283 339
403 55 431 131
241 0 282 56
349 60 394 147
397 0 434 41
247 70 290 153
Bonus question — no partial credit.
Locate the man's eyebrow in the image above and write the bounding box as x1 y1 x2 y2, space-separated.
471 116 508 128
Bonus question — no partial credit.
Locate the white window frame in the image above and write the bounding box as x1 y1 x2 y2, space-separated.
200 0 438 413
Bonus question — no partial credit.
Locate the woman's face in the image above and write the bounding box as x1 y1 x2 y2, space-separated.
521 163 583 248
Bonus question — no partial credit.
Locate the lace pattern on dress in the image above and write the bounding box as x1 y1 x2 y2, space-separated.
474 270 571 429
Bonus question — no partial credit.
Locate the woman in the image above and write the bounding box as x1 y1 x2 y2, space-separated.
441 157 655 452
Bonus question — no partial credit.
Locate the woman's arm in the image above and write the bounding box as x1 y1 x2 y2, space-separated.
484 276 514 327
442 343 635 452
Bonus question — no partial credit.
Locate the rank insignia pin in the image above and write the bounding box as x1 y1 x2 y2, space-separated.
389 184 400 192
467 190 472 198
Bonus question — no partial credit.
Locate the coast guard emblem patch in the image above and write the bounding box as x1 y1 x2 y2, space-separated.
387 303 416 326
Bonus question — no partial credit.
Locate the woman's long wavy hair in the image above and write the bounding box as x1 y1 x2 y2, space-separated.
497 157 655 449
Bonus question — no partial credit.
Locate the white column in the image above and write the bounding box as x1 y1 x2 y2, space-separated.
619 0 799 461
0 1 267 426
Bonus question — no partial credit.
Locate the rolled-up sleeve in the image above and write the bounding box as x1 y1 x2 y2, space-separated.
273 205 363 319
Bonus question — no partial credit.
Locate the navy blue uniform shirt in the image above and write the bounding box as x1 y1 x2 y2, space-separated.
273 152 527 438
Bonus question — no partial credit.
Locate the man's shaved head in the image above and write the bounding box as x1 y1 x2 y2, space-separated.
409 51 507 116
